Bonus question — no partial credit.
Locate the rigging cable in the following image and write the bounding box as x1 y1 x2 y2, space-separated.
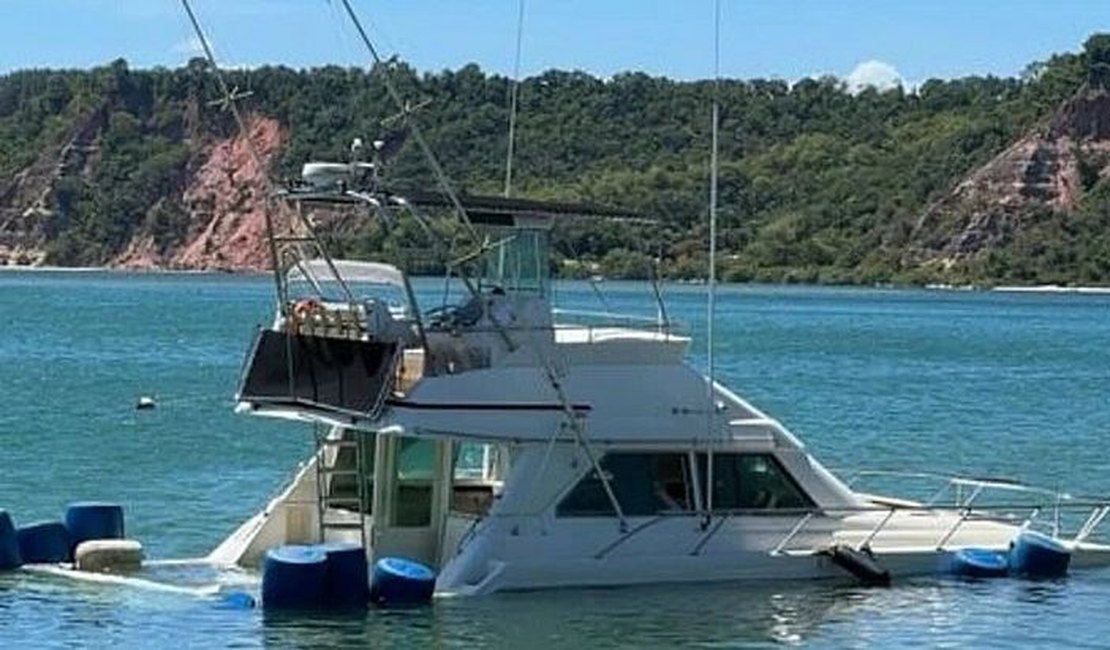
336 0 625 528
178 0 283 308
180 0 356 308
337 0 480 245
705 0 722 521
504 0 526 198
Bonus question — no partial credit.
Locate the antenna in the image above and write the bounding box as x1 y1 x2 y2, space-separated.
504 0 526 198
704 0 722 521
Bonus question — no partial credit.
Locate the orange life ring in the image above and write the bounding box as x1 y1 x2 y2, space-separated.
292 298 321 321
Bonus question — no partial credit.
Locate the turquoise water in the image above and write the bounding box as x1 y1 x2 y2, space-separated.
2 271 1110 648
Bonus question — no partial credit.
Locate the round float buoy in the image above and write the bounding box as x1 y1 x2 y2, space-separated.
16 521 72 564
261 545 328 610
1010 530 1071 578
0 510 22 570
369 557 436 606
950 548 1009 578
65 502 125 552
74 539 143 573
322 542 369 609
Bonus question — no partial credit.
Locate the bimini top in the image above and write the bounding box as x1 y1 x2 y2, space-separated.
287 259 407 289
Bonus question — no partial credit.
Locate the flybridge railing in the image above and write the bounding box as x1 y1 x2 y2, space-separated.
551 308 683 339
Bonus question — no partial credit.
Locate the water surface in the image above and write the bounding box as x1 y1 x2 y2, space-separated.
2 271 1109 648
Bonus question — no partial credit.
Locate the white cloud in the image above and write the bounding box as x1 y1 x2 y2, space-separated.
172 36 206 57
845 60 904 94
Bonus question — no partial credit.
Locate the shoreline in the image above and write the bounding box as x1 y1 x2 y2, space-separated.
0 264 266 276
5 264 1110 294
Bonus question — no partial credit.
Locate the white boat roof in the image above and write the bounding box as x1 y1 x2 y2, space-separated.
287 259 406 288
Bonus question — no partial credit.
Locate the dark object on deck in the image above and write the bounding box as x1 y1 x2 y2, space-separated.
16 521 72 564
824 544 891 586
237 329 398 419
0 510 22 570
950 548 1009 578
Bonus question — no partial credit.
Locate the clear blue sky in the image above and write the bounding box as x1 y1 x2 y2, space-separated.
1 0 1108 86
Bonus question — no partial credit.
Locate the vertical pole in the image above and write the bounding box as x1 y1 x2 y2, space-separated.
504 0 526 198
705 0 722 519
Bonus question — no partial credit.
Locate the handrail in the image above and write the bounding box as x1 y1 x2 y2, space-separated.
552 308 671 325
840 468 1072 502
565 497 1110 560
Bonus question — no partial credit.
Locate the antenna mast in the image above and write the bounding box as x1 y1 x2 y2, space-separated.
504 0 526 197
705 0 722 518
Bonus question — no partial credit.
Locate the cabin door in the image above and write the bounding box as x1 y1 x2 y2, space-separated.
370 433 452 567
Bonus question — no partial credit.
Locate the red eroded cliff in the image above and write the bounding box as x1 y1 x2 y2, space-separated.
114 115 284 271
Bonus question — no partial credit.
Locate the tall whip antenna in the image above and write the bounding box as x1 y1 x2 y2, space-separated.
705 0 722 519
504 0 526 197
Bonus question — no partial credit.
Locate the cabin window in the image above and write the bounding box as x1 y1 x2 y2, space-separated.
451 443 501 516
557 453 694 517
477 227 550 296
392 437 435 527
697 453 813 511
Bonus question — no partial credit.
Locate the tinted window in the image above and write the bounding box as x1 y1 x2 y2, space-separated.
557 453 693 517
698 453 813 510
392 438 435 526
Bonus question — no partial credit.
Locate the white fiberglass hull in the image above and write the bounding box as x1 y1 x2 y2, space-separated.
437 510 1110 595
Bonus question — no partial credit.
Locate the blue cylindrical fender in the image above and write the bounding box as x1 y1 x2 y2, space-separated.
0 510 21 570
1010 530 1071 578
322 542 370 609
370 556 436 606
261 545 328 610
17 521 72 564
65 502 125 552
949 548 1009 578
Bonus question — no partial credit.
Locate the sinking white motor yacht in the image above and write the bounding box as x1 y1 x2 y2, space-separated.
206 183 1110 595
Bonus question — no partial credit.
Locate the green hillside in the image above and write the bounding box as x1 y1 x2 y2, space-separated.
2 35 1109 284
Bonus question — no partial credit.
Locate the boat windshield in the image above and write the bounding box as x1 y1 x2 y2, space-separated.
477 227 550 296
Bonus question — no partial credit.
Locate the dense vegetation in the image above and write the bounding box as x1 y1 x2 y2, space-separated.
2 35 1110 283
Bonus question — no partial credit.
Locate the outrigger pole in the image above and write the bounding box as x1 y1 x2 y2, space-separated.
179 0 355 309
704 0 722 521
179 0 284 308
336 0 480 246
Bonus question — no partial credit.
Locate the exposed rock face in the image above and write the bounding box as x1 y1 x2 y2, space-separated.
0 106 107 266
113 115 284 271
1 110 284 271
906 87 1110 269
